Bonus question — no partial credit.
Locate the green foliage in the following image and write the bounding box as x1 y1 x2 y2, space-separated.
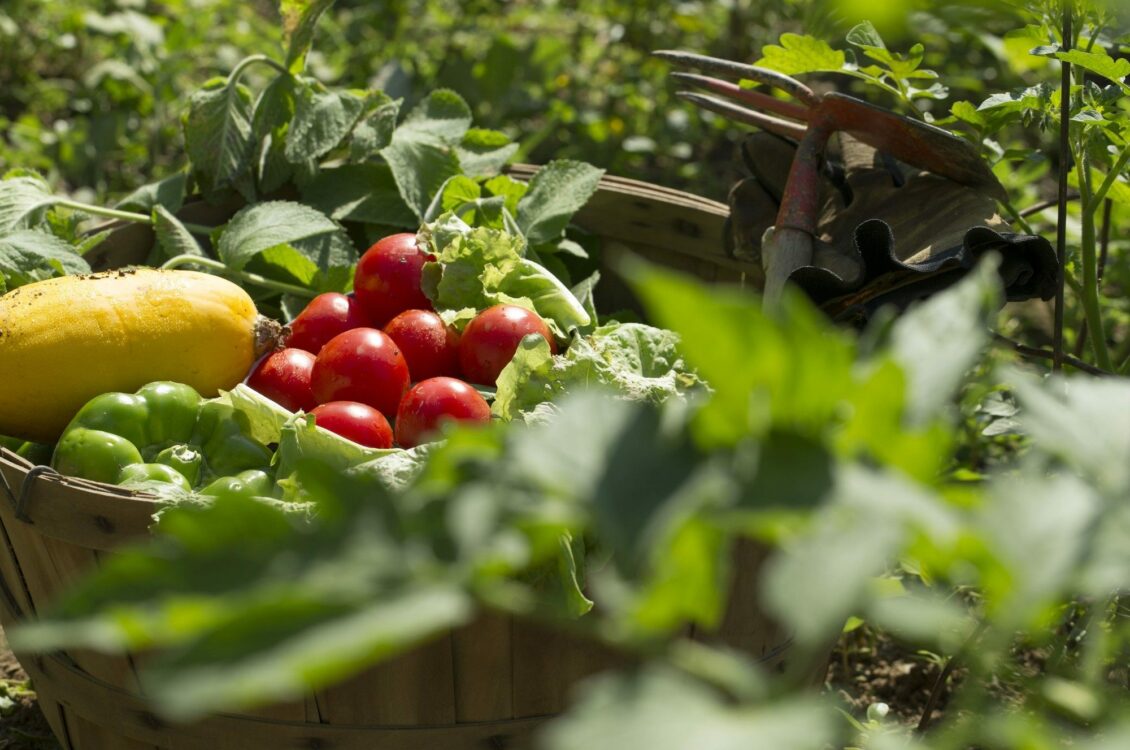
5 2 1130 749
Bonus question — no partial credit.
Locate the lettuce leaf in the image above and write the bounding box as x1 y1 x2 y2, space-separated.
419 213 591 337
492 322 702 420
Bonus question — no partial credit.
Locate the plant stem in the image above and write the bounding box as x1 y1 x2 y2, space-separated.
1052 2 1071 372
228 54 289 83
991 333 1109 376
161 255 317 299
53 198 215 236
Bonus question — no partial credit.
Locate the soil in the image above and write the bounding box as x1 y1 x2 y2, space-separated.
0 624 960 750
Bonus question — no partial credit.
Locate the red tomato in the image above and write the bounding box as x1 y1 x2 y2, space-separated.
310 328 410 419
383 309 460 382
395 377 491 448
286 292 371 354
458 304 557 386
246 348 317 412
353 233 435 327
310 401 393 449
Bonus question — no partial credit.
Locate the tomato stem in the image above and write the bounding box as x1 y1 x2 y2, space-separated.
160 255 318 299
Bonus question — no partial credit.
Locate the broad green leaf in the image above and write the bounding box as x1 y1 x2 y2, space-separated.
145 586 471 721
1011 374 1130 495
252 74 299 195
887 258 1000 426
627 261 855 448
349 97 400 160
152 205 204 262
516 160 605 245
215 201 357 292
285 79 367 162
115 173 187 214
84 59 152 95
754 33 845 75
457 128 519 177
0 172 59 232
540 667 836 750
866 591 974 653
394 89 473 144
1056 49 1130 89
483 174 529 216
280 0 335 74
184 78 256 200
377 91 473 219
381 138 462 220
845 21 886 51
734 431 834 512
424 175 482 224
0 230 90 293
763 469 907 647
978 472 1099 625
950 100 986 127
977 83 1054 115
300 163 417 228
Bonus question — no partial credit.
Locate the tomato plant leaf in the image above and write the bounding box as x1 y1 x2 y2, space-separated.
754 33 845 75
0 230 90 293
1055 49 1130 90
184 77 257 201
215 201 356 292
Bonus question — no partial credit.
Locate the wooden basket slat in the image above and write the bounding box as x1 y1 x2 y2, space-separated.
26 651 549 750
66 713 160 750
451 612 513 722
315 634 458 725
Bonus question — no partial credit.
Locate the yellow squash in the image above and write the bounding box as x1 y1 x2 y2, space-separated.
0 268 277 442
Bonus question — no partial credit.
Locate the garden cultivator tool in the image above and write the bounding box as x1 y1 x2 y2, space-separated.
654 50 1055 317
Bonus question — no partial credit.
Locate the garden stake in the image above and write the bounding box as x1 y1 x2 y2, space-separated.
655 49 1007 306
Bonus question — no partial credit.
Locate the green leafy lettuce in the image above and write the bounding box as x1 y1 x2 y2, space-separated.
492 322 702 421
418 213 591 337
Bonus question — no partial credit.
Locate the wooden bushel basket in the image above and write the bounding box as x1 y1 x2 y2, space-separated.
0 173 794 750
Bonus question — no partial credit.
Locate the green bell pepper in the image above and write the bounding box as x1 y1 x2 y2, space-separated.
52 382 274 492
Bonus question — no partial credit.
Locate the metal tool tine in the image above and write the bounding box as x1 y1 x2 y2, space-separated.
671 72 811 124
676 92 809 141
654 50 818 107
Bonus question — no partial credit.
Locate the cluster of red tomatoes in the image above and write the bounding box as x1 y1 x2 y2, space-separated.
247 233 557 449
